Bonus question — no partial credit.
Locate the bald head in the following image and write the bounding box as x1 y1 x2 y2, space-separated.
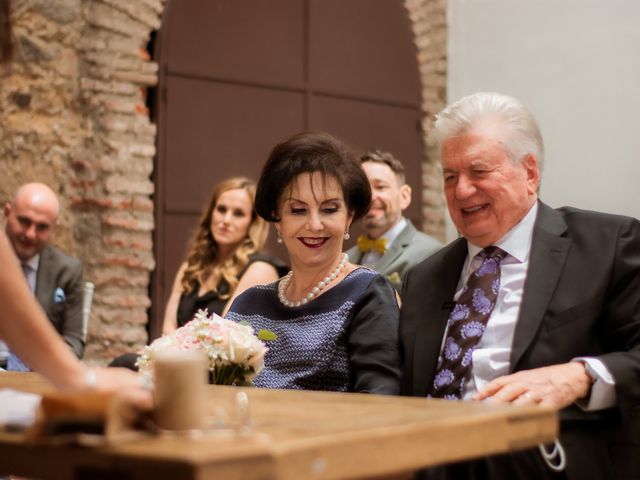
4 183 60 261
13 183 60 218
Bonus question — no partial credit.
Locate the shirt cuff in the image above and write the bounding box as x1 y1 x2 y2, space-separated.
572 357 616 410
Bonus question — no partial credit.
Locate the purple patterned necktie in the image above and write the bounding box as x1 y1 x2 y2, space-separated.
428 246 507 399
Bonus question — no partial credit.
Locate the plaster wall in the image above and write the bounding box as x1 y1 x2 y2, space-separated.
447 0 640 240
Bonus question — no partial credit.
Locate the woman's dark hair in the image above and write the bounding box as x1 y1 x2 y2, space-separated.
255 132 371 223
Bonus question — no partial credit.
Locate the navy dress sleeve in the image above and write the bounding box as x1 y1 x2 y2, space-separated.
348 275 401 394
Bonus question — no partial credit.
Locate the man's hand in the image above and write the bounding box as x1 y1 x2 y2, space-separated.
472 362 592 409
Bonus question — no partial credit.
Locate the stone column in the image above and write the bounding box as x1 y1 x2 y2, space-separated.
405 0 447 241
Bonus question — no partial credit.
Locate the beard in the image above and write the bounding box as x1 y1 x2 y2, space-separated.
363 213 388 230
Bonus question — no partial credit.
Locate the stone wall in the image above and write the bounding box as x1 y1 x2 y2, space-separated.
0 0 446 364
1 0 88 253
0 0 163 364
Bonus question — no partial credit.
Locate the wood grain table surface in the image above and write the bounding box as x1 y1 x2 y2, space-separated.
0 372 557 479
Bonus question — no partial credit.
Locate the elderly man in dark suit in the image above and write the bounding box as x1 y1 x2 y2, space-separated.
347 150 441 290
3 183 84 366
400 92 640 479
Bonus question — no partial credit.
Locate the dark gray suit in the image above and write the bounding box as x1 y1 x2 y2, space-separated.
400 202 640 479
347 220 441 290
35 244 84 358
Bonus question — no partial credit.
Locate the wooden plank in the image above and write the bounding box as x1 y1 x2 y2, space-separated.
0 373 557 479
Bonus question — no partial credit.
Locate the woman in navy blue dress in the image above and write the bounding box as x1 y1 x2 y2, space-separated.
227 132 401 394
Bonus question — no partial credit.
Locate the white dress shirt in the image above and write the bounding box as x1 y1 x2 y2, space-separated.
21 254 40 293
452 203 614 410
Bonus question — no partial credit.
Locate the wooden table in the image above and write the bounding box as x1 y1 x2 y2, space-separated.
0 372 557 479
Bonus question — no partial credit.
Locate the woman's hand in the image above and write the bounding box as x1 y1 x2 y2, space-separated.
90 366 153 409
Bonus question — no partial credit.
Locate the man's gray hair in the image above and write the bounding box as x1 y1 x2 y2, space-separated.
430 92 544 172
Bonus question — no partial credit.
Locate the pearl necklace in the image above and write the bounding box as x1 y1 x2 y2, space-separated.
278 253 348 308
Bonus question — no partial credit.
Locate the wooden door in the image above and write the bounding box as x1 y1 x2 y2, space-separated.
152 0 423 337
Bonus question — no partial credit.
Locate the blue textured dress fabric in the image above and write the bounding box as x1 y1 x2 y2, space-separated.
226 268 401 394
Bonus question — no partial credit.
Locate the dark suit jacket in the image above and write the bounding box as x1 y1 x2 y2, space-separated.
347 220 442 290
400 202 640 479
35 244 84 358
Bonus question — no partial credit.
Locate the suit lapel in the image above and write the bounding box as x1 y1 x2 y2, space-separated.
347 245 364 265
412 238 468 396
374 222 415 273
510 202 570 371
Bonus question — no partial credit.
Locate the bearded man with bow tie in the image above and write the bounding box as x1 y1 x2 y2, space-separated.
346 150 441 290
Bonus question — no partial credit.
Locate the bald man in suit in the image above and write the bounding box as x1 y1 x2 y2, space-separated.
4 183 84 365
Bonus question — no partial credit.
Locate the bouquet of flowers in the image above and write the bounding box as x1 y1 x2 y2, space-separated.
137 309 268 385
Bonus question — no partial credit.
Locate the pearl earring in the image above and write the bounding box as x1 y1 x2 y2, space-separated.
276 231 283 244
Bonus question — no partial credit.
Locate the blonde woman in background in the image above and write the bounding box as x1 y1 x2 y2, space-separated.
162 177 286 333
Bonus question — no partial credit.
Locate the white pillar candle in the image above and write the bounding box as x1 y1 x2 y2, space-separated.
153 350 208 431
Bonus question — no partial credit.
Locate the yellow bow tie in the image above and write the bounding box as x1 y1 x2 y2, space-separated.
357 235 387 254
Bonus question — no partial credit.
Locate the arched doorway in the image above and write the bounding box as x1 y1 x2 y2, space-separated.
151 0 424 336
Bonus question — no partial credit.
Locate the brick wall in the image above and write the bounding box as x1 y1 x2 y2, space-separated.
0 0 446 364
0 0 163 364
405 0 448 241
73 0 163 362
